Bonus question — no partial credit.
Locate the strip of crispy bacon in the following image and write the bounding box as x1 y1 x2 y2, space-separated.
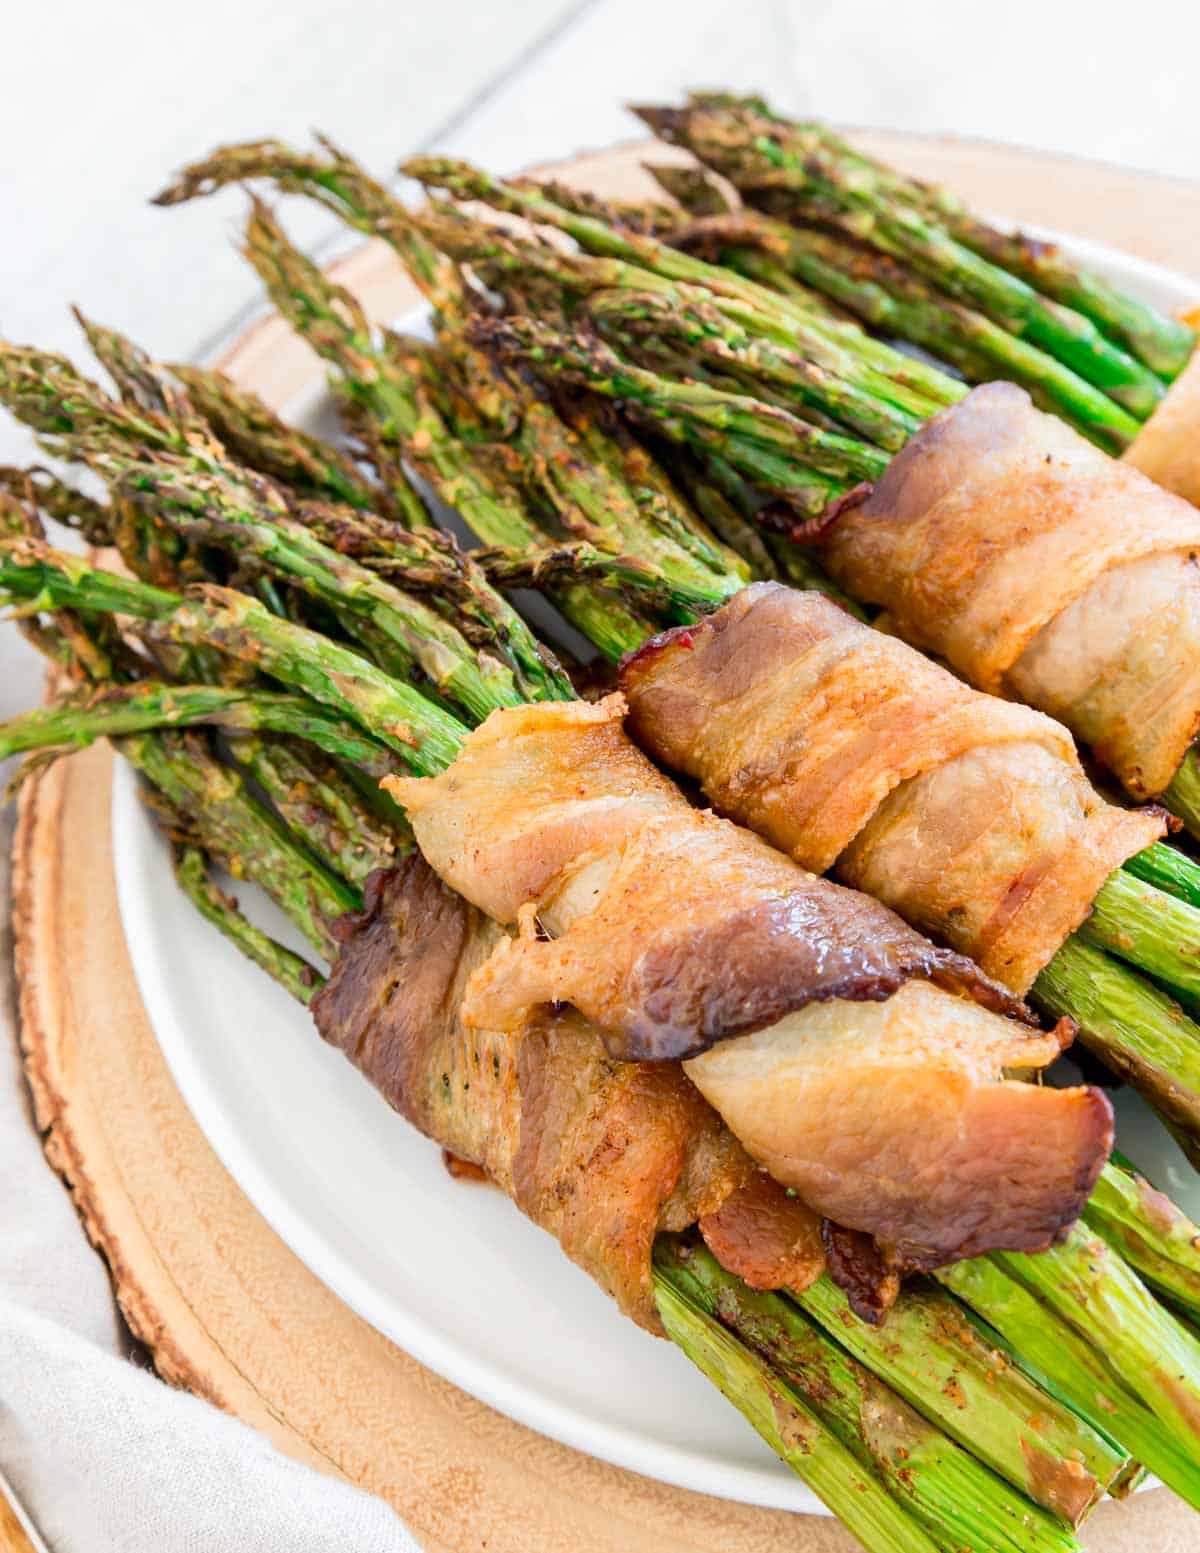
819 381 1200 797
310 855 825 1331
385 698 1111 1272
620 583 1164 992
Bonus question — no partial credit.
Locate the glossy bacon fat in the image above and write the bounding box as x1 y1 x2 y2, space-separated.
385 698 1111 1274
819 381 1200 798
620 584 1163 993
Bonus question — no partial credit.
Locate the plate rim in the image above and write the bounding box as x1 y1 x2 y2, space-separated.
114 219 1200 1516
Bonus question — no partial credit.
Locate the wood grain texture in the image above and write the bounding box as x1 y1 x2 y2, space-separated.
12 137 1200 1552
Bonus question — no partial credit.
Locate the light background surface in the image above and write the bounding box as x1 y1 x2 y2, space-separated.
1 0 1198 697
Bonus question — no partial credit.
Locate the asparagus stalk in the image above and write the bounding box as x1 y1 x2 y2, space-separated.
0 463 112 544
0 542 468 773
658 1239 1081 1551
791 1274 1123 1524
168 360 407 515
115 454 549 718
0 681 394 777
470 313 876 508
1165 752 1200 844
934 1251 1200 1507
161 133 930 423
635 103 1162 424
1034 934 1200 1165
173 843 324 1003
653 1275 945 1553
706 102 1195 381
415 336 745 609
1084 1160 1200 1321
123 729 356 957
233 735 399 888
157 147 748 601
0 329 574 710
475 537 737 617
997 1222 1200 1453
237 198 653 660
1124 839 1200 910
651 445 779 577
584 284 929 451
402 157 962 418
683 214 1137 453
1082 868 1200 1009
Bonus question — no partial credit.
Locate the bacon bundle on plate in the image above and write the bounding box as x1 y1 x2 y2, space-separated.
819 382 1200 800
384 698 1111 1288
620 583 1164 994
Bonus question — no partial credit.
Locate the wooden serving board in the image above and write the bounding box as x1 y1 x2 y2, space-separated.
13 137 1200 1553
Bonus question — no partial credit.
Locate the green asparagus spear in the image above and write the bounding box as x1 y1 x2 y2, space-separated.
791 1275 1122 1524
1124 838 1200 910
683 213 1138 453
124 729 355 957
470 313 877 504
658 1239 1081 1552
1084 1160 1200 1321
173 843 324 1003
1082 868 1200 1009
0 681 394 776
1164 751 1200 844
0 541 468 773
168 361 400 513
1033 934 1200 1167
998 1222 1200 1457
584 284 929 450
234 735 399 887
700 101 1195 380
934 1251 1200 1508
238 199 652 660
635 103 1160 424
653 1275 944 1553
402 156 962 418
114 454 544 718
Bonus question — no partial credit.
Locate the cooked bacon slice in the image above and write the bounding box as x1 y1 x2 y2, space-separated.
819 381 1200 797
698 1171 824 1294
311 856 757 1331
386 698 1111 1268
684 980 1110 1271
620 583 1164 992
1126 341 1200 509
387 696 1028 1059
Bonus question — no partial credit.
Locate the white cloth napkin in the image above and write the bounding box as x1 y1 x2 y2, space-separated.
0 803 420 1553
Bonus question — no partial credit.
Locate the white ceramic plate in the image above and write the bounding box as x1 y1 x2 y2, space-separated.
113 224 1200 1516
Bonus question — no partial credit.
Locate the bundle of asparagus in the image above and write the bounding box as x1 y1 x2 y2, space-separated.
356 143 1200 844
135 144 1200 1164
6 452 1200 1553
4 118 1200 1550
634 95 1194 398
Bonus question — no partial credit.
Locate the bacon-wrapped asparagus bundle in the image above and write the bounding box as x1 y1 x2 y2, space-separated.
815 382 1200 809
617 583 1200 1145
620 583 1163 995
385 695 1110 1282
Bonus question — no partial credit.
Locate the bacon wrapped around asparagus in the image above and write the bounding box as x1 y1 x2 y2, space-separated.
818 382 1200 805
621 583 1164 995
311 852 832 1330
386 696 1111 1278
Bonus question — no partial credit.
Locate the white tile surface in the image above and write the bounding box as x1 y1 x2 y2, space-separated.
1 0 1199 707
